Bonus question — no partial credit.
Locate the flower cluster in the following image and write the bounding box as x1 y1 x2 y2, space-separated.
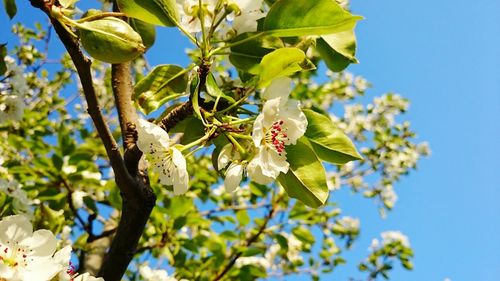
139 264 182 281
0 57 28 124
0 215 103 281
216 78 308 191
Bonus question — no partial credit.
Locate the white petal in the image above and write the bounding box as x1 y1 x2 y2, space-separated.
136 119 170 155
279 99 308 145
251 114 265 148
53 245 72 267
171 147 189 195
233 0 263 12
0 215 32 245
262 77 292 101
0 263 16 280
23 257 61 281
217 144 233 170
224 163 243 193
233 11 265 34
248 147 289 184
20 229 57 257
261 98 281 128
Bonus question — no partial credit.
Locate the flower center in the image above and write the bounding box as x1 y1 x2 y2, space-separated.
0 242 30 269
265 120 289 154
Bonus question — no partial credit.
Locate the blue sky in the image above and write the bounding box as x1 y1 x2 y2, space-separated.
2 0 499 280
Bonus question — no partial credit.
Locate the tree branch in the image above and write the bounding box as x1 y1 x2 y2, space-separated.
30 2 156 281
212 195 282 281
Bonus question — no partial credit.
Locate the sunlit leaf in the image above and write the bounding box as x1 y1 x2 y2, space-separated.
263 0 362 37
277 137 329 208
304 109 362 164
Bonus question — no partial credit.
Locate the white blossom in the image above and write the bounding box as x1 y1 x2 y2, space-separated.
0 215 60 281
231 0 266 34
139 264 186 281
71 190 87 209
176 0 218 33
217 144 243 193
336 216 360 232
0 95 25 123
0 179 31 214
248 78 307 184
381 231 410 247
235 256 270 269
136 119 189 195
380 184 398 209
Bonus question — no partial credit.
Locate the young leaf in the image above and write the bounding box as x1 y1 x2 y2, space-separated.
116 0 178 27
277 137 329 208
205 74 236 104
133 65 188 114
229 33 284 73
3 0 17 19
317 30 358 72
303 109 363 164
263 0 362 37
254 47 313 88
129 18 156 50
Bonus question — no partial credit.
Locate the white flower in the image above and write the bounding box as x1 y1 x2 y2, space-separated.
381 231 410 247
73 272 105 281
217 144 243 193
336 216 360 232
0 215 60 281
380 184 398 209
235 256 270 269
0 179 31 214
231 0 266 34
71 190 87 209
176 0 218 33
136 119 189 195
139 264 178 281
247 79 307 184
0 95 25 123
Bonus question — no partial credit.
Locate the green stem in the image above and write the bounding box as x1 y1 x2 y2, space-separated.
208 32 267 56
226 133 247 157
230 132 253 141
228 116 256 126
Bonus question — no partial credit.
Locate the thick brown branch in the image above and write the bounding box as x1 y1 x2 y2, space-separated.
30 2 157 281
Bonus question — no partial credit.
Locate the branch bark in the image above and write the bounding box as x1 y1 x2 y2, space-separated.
30 2 156 280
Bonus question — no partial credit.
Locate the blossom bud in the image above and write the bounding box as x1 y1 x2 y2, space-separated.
78 12 145 64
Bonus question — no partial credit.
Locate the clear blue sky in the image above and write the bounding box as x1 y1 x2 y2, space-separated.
2 1 499 280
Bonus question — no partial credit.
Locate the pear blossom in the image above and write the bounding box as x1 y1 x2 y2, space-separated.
0 95 25 123
176 0 218 33
231 0 266 34
136 119 189 195
0 215 60 281
139 264 179 281
217 144 243 192
72 272 105 281
0 179 31 214
247 78 307 184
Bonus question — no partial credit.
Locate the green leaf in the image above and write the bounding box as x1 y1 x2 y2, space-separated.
255 47 312 88
3 0 16 19
116 0 178 27
317 30 358 72
229 33 284 73
0 44 7 76
292 226 315 244
304 109 362 164
133 64 188 114
205 73 236 104
236 210 250 226
129 18 156 49
263 0 362 37
277 137 329 208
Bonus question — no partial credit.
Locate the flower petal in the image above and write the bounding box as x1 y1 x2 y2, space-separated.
0 215 32 245
279 99 308 145
217 144 233 170
136 119 170 155
224 163 243 193
248 147 289 184
171 147 189 195
20 229 57 257
262 77 292 101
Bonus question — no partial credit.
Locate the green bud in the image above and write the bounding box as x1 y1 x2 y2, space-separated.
78 15 145 64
